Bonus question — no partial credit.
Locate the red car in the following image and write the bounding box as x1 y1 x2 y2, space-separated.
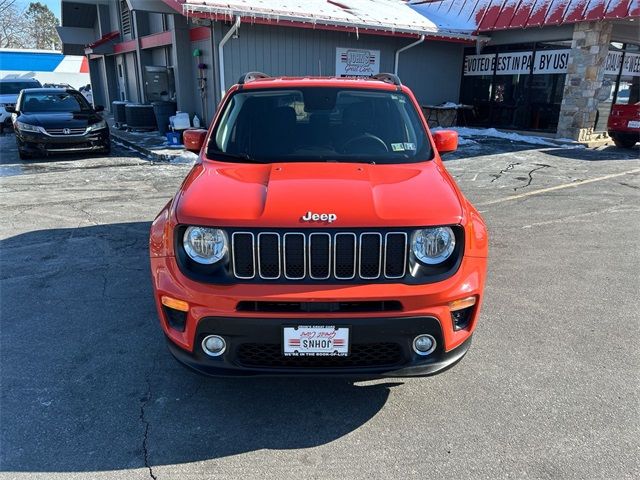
607 102 640 148
150 73 488 377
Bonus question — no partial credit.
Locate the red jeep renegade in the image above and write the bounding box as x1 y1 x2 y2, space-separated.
149 73 488 377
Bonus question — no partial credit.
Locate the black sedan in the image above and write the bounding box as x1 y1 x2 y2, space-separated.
7 88 110 159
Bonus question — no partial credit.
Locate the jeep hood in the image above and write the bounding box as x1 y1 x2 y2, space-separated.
175 161 463 228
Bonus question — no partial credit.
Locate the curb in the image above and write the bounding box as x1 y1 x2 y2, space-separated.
110 129 176 162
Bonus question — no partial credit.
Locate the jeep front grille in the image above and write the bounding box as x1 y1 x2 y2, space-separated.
231 231 408 281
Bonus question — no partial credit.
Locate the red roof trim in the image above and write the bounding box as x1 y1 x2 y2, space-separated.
140 31 173 49
88 30 119 49
603 0 633 19
113 39 137 54
420 0 639 32
189 26 210 42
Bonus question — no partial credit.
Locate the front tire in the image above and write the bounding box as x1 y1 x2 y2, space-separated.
18 148 31 160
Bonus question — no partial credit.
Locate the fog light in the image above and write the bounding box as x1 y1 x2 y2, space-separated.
413 334 436 356
202 335 226 357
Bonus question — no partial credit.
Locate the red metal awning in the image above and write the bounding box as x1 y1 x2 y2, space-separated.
87 31 120 49
410 0 640 32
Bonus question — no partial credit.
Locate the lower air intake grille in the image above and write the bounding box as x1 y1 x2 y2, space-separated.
236 343 403 368
236 300 402 313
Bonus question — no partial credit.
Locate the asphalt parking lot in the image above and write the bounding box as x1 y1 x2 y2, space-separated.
1 132 639 479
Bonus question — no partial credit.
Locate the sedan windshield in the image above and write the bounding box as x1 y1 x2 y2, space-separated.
20 91 91 113
0 81 40 95
208 88 432 164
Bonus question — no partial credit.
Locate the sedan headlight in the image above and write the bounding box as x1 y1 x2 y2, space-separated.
411 227 456 264
16 121 44 133
183 226 228 264
87 119 107 131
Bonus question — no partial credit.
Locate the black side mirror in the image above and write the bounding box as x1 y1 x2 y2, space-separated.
94 105 104 112
5 105 16 114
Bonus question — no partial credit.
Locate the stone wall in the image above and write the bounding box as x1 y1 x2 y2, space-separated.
556 22 612 141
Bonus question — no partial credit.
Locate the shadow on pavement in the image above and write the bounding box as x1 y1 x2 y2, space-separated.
542 144 639 161
0 222 398 473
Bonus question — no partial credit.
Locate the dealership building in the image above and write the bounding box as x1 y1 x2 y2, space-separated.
56 0 639 143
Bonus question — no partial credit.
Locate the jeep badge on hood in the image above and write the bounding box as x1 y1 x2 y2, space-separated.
301 211 337 223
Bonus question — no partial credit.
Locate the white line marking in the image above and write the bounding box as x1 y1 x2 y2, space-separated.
521 205 640 229
478 168 640 206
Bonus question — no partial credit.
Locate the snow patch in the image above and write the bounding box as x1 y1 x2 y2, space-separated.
170 150 199 165
434 126 584 148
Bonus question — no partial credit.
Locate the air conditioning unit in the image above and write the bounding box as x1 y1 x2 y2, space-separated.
124 104 157 131
111 101 129 128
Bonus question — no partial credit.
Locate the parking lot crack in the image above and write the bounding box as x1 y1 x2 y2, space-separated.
490 162 520 182
514 163 551 191
140 360 158 480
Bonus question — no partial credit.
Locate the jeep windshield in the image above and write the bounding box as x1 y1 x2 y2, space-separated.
207 88 432 164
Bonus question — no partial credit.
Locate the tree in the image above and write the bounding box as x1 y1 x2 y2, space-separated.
0 1 29 48
0 1 60 50
25 2 61 50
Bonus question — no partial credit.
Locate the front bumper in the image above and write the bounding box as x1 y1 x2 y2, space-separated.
16 128 110 154
152 252 486 377
167 317 473 377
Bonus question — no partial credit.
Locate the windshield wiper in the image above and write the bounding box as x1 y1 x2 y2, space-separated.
326 157 376 165
207 151 265 163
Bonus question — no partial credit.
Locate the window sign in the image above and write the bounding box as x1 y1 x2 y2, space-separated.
533 49 570 74
464 49 569 76
335 47 380 77
465 49 640 77
605 51 623 75
464 53 499 76
622 53 640 77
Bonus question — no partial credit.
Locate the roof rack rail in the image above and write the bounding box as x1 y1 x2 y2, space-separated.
371 73 402 87
238 72 271 85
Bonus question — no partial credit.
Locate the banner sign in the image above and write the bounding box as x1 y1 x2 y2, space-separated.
464 49 568 76
604 51 623 75
622 53 640 77
605 51 640 77
336 47 380 77
465 49 640 77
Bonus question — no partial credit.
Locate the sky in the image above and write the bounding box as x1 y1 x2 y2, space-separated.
15 0 62 20
43 0 61 20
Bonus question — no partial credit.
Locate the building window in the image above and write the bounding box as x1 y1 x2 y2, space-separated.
595 42 640 131
120 0 132 37
460 42 570 132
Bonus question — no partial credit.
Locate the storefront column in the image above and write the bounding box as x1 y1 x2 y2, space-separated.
556 22 612 141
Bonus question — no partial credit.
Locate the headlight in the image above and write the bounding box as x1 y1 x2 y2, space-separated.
16 121 43 133
87 119 107 131
411 227 456 264
183 226 228 264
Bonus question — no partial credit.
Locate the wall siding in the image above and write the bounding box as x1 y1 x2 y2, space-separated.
191 35 216 125
218 22 464 105
399 41 464 105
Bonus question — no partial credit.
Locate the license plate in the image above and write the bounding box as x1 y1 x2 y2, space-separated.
628 120 640 129
283 326 349 357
